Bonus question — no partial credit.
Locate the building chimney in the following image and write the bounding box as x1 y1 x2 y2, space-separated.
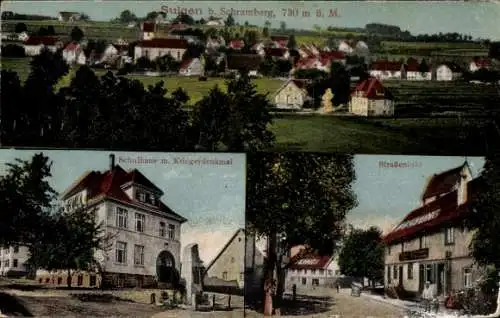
109 154 115 170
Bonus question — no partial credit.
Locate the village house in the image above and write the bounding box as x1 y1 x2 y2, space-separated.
179 58 203 76
226 53 263 77
292 51 346 74
205 36 225 54
58 11 82 22
62 42 86 65
141 22 157 41
369 60 404 80
204 228 246 290
100 43 129 65
270 35 289 49
229 40 245 50
273 79 312 110
17 31 29 42
469 57 489 72
134 38 188 62
23 36 59 56
285 251 339 290
0 245 30 278
338 40 354 54
435 63 463 81
383 162 480 299
259 47 290 60
349 77 395 116
402 60 432 81
36 154 187 288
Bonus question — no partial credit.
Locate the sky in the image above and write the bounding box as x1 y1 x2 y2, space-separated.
0 149 246 264
2 1 500 40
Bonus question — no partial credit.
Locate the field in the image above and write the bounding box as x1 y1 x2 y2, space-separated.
269 115 496 154
0 57 284 105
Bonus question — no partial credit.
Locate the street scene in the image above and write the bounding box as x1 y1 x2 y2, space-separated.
244 153 500 317
1 1 500 154
0 150 246 317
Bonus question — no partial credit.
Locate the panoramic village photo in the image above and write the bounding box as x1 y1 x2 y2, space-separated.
243 153 500 318
1 1 500 154
0 150 247 317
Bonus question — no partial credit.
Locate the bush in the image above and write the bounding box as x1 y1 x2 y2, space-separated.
1 44 26 57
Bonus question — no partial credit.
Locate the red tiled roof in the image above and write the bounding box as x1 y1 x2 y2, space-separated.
288 253 333 270
63 41 80 51
229 40 245 49
351 77 394 100
405 61 420 72
422 164 467 199
383 177 480 245
179 58 194 71
472 58 489 68
24 36 58 46
139 38 188 49
142 22 155 32
62 165 186 221
370 60 403 72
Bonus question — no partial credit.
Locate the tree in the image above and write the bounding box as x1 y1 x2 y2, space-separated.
287 34 297 50
14 22 27 33
466 152 500 270
173 13 194 25
192 76 275 151
0 153 57 247
418 58 430 74
1 44 26 57
280 21 287 31
80 13 90 21
37 27 49 36
338 226 385 287
262 27 269 38
225 14 235 27
118 10 137 23
246 153 357 313
27 205 111 287
70 26 84 42
264 20 271 28
47 25 56 36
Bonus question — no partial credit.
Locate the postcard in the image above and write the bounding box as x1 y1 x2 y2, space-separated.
0 149 246 317
1 1 499 154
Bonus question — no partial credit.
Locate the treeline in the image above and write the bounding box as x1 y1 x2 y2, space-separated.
0 48 275 152
1 11 56 21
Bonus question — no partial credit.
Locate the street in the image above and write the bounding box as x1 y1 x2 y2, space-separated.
244 287 406 318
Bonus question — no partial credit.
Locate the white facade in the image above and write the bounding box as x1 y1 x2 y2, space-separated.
134 46 186 62
338 41 354 54
405 71 432 81
285 258 339 290
274 81 309 110
23 44 57 56
349 95 395 117
179 58 203 76
369 70 402 80
0 245 30 277
436 65 462 81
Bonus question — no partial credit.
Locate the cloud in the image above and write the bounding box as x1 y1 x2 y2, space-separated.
181 227 240 265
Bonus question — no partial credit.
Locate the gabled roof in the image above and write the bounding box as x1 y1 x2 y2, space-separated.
421 162 470 200
24 36 58 46
351 77 394 100
138 38 188 49
288 251 334 270
205 228 244 273
61 164 186 222
383 178 480 245
63 41 80 51
229 40 245 49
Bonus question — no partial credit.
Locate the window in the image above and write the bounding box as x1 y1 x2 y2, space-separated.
401 242 405 253
13 259 18 268
463 268 473 288
136 191 146 202
240 272 244 281
445 227 455 245
57 277 63 285
115 241 127 264
407 263 413 279
393 265 397 279
13 246 19 253
319 269 324 275
231 257 235 263
387 246 391 255
168 224 175 239
335 270 340 276
419 235 426 249
328 270 333 276
311 269 316 275
134 245 145 265
223 272 228 280
177 51 181 59
77 275 83 286
5 260 9 267
135 213 145 232
387 266 391 283
312 278 320 286
89 275 96 287
302 278 307 285
159 222 166 237
116 207 128 228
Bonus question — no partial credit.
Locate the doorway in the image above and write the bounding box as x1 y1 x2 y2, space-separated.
398 266 403 286
156 250 179 287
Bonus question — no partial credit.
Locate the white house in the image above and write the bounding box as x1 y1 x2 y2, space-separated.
349 77 395 116
435 63 463 81
273 79 311 110
338 40 354 54
23 36 58 56
134 38 188 62
285 251 339 290
403 61 432 81
17 32 29 42
354 40 370 56
369 61 403 80
35 154 188 288
179 58 203 76
469 58 489 72
0 245 30 277
62 42 86 65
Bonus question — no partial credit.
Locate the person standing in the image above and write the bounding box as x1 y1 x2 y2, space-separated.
421 281 436 312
